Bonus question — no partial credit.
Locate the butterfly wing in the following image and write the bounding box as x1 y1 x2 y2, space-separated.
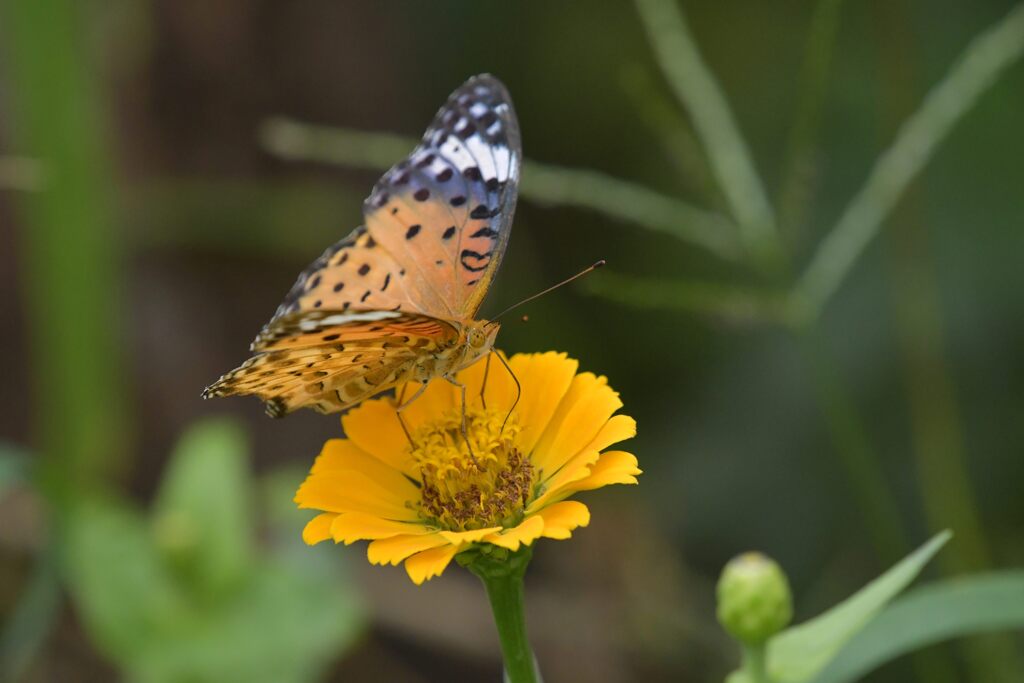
363 73 521 320
252 224 446 350
204 74 520 417
253 74 520 343
204 312 458 417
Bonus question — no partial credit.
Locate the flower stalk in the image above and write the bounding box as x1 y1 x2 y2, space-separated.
741 643 768 683
463 547 540 683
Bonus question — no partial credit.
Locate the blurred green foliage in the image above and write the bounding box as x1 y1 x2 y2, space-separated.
2 0 1024 681
64 419 364 683
768 532 949 683
818 571 1024 682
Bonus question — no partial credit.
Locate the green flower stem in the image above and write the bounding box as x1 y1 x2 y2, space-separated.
463 547 540 683
742 643 768 683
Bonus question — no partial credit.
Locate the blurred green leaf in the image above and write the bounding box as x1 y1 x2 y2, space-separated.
152 418 253 598
813 571 1024 683
65 497 190 656
132 557 363 683
767 531 951 682
64 421 365 683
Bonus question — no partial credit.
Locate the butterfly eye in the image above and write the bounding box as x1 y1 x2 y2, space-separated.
467 328 486 348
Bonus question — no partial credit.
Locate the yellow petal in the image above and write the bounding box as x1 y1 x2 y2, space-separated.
534 452 641 512
455 350 518 413
526 449 600 514
438 526 503 545
583 414 637 453
530 372 622 478
483 515 544 551
330 512 434 544
342 399 417 477
505 352 579 454
564 451 642 493
302 512 337 545
405 544 461 585
295 471 419 521
367 532 450 566
312 438 420 496
392 378 459 432
537 501 590 540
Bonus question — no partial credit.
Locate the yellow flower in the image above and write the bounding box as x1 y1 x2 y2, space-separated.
295 351 640 584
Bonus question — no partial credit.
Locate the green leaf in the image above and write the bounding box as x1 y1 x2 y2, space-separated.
64 443 365 683
64 497 190 657
131 557 364 683
812 571 1024 683
152 418 253 597
766 530 951 682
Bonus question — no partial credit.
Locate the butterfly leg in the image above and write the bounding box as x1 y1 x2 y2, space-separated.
395 382 429 448
479 351 493 410
492 351 521 435
445 376 481 468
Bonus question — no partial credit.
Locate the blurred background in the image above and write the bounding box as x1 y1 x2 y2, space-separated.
1 1 1022 681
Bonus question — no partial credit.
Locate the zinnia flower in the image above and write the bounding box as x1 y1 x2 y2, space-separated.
296 351 640 584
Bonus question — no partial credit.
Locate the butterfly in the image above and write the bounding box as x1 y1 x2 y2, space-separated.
203 74 521 421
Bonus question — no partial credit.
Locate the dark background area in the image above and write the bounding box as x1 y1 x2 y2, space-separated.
1 1 1022 681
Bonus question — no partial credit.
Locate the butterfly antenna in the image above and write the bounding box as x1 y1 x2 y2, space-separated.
487 260 605 324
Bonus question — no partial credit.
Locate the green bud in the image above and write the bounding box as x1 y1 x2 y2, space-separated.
716 552 793 644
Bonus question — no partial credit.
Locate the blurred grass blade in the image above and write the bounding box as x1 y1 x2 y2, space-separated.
634 0 779 265
768 530 951 682
798 2 1024 315
0 444 57 680
2 0 127 505
813 571 1024 683
0 548 62 681
582 270 790 323
260 117 740 260
777 0 846 238
521 161 736 258
618 64 723 203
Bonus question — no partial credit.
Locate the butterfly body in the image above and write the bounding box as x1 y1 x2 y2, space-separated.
204 75 520 418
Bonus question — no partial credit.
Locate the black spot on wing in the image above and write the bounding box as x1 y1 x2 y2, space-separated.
470 226 498 239
271 225 367 321
470 204 499 219
460 249 492 273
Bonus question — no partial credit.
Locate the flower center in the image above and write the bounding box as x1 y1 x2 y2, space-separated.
410 406 533 531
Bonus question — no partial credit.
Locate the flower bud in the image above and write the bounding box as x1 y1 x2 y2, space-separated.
716 552 793 644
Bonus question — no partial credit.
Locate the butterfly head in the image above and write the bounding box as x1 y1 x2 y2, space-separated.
463 320 501 362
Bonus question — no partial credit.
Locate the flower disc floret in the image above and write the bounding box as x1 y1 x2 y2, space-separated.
412 407 533 531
